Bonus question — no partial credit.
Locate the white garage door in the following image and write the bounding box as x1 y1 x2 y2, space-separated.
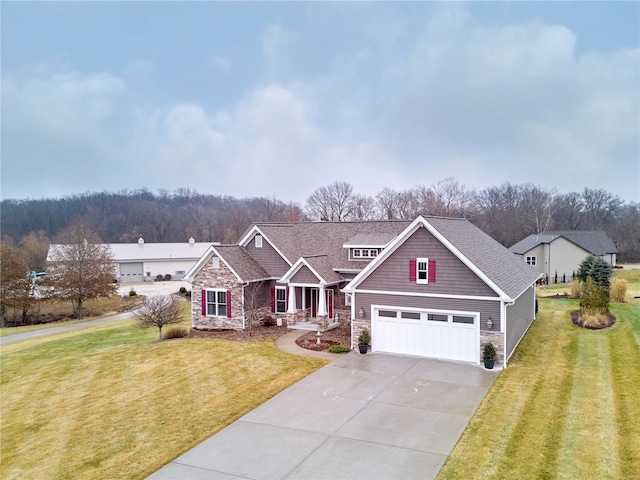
119 262 144 282
372 306 479 363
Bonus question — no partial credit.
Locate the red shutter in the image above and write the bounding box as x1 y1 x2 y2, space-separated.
270 287 276 312
226 290 232 317
409 260 417 281
201 290 206 316
428 260 436 283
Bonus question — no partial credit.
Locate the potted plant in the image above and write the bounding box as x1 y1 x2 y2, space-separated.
483 342 497 369
357 329 370 354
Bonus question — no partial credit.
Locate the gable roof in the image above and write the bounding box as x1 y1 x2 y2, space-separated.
184 245 270 283
240 220 411 271
509 231 617 255
47 241 214 262
346 216 542 301
280 255 344 285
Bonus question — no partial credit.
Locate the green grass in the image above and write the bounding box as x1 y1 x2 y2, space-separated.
438 298 640 480
0 318 327 480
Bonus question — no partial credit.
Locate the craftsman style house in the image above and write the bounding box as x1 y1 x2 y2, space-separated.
184 216 541 366
509 230 617 284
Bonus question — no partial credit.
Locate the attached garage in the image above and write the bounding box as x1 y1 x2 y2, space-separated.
371 305 479 363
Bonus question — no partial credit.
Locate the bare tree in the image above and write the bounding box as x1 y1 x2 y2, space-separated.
305 181 355 221
47 220 117 319
520 184 559 234
1 238 35 327
135 294 185 340
18 230 50 273
243 281 270 335
351 194 377 220
581 188 623 230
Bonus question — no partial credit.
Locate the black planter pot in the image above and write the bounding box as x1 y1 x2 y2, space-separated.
483 359 495 369
358 344 368 354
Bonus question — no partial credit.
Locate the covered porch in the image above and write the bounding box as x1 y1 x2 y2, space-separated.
283 284 341 332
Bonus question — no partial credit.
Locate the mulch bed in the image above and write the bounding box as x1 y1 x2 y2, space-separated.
190 323 352 353
570 310 617 329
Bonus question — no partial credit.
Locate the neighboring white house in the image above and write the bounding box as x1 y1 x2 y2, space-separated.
47 237 216 283
509 230 617 284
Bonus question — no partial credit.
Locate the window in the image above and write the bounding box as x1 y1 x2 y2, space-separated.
175 270 185 275
353 249 361 258
526 256 537 266
401 311 420 320
212 257 220 269
345 293 352 306
350 248 380 260
416 257 429 284
378 310 397 318
453 315 474 324
275 287 287 314
206 290 227 316
428 313 447 322
255 235 263 248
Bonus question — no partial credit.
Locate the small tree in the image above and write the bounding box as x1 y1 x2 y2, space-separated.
136 295 185 340
1 239 36 326
47 220 117 319
577 255 614 289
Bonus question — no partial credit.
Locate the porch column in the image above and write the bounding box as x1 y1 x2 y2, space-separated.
287 285 296 313
317 284 327 316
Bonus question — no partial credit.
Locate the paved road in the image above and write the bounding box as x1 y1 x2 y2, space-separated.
0 310 139 346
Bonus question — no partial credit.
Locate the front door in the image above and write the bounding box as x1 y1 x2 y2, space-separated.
306 288 334 318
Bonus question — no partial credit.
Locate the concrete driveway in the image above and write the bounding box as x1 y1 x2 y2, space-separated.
148 353 498 480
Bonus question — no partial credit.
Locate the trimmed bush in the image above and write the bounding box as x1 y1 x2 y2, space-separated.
357 328 370 345
179 286 187 295
328 345 351 354
610 278 628 303
580 278 609 315
163 327 188 340
129 289 137 297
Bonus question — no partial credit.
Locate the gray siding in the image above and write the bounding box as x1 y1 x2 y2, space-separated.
354 292 501 331
290 265 319 284
359 226 498 297
505 285 536 358
245 233 290 278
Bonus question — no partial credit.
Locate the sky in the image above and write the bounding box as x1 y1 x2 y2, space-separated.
2 1 639 204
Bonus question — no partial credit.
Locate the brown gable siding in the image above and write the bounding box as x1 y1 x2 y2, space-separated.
290 265 319 284
505 286 535 357
354 292 501 331
358 226 498 297
244 233 290 278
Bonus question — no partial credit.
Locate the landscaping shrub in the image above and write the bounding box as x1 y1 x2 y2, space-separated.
569 279 582 298
577 255 613 288
580 278 609 315
580 313 611 329
164 274 172 281
262 316 276 327
163 327 188 340
179 286 187 295
328 345 351 354
129 289 137 297
610 278 628 303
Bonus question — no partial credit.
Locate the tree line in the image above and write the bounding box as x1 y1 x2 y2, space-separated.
1 179 638 269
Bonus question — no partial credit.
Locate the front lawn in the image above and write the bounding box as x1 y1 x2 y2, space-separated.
438 298 640 479
0 319 327 480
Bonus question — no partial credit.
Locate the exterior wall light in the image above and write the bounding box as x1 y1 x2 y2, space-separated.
487 317 493 330
359 307 366 318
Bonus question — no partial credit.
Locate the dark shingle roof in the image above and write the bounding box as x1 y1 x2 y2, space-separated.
302 255 343 284
427 217 541 299
215 245 270 282
509 231 617 255
254 220 411 270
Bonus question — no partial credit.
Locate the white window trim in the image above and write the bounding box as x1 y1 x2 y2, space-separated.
345 292 352 306
206 288 227 317
350 248 380 260
255 235 263 248
275 286 287 314
212 257 220 269
416 257 429 284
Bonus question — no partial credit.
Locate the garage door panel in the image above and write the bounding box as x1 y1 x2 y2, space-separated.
372 307 479 363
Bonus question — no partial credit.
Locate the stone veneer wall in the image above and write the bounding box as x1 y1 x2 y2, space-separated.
480 330 505 365
192 256 244 330
351 318 372 349
335 309 350 325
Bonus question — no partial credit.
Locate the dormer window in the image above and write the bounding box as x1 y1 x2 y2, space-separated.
350 248 380 260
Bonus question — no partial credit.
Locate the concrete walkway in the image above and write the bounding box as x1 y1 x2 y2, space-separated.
148 352 498 480
275 330 342 361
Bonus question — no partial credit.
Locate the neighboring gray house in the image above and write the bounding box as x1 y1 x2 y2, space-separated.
509 231 617 284
185 216 541 366
47 237 215 283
